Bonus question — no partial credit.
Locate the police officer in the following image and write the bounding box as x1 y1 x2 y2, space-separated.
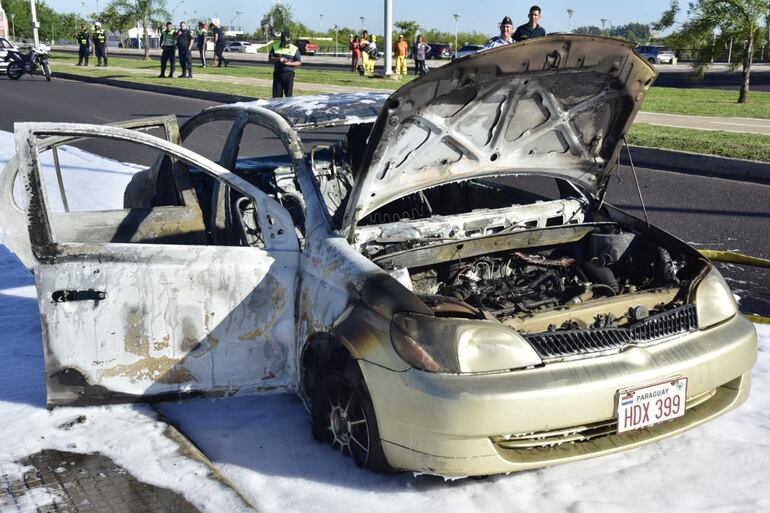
212 19 228 67
76 24 91 66
268 31 301 98
176 21 193 78
483 16 514 49
513 6 546 42
93 22 108 67
196 22 208 67
158 21 176 78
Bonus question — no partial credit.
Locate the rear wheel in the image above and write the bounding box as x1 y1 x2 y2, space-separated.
42 61 51 81
312 359 393 473
6 62 23 80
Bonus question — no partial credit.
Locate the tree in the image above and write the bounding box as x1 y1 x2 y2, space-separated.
573 25 603 36
3 0 84 42
655 0 770 103
260 3 295 41
106 0 168 59
609 22 652 42
394 20 420 43
96 2 135 47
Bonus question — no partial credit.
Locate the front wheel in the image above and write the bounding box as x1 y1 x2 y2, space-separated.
42 61 51 81
312 360 393 473
6 61 23 80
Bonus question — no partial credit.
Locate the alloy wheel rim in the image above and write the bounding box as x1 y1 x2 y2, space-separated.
324 378 370 465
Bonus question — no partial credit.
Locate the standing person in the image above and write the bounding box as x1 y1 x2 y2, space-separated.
483 16 514 49
93 22 108 67
268 31 301 98
76 24 91 66
413 35 431 76
212 19 228 67
513 6 546 41
176 21 193 78
196 22 208 67
359 30 370 76
365 35 377 74
394 34 408 77
350 35 361 73
158 21 176 78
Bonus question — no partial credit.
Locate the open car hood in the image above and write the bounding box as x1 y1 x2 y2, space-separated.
343 35 656 229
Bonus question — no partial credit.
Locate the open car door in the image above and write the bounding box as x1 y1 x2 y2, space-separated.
0 116 181 269
11 122 299 406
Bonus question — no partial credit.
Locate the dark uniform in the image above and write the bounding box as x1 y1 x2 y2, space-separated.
176 27 193 78
213 25 228 67
513 23 546 42
159 27 176 77
76 28 91 66
269 40 301 98
93 27 108 67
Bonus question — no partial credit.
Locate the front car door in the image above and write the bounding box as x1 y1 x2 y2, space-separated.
10 122 300 406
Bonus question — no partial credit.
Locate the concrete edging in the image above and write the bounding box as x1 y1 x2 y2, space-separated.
622 145 770 185
50 71 770 185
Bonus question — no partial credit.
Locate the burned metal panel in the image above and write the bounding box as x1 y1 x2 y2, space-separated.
343 35 656 230
223 93 391 130
38 243 298 406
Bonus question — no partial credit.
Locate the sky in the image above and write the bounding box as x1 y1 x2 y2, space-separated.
40 0 686 36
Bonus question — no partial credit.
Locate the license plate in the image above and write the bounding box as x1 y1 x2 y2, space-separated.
617 377 688 433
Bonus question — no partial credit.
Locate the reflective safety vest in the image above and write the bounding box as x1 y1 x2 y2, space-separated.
94 30 107 45
272 42 299 71
161 30 176 47
77 32 90 46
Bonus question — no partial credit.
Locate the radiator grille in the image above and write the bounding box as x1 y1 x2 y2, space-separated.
524 304 698 361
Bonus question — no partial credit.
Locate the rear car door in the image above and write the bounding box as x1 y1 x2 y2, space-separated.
10 122 299 406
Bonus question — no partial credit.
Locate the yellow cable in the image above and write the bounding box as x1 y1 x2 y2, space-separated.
746 314 770 325
699 250 770 268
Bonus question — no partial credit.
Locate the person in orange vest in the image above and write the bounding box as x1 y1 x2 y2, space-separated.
394 34 409 77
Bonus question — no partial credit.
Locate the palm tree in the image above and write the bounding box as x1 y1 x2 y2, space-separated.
107 0 169 60
656 0 770 103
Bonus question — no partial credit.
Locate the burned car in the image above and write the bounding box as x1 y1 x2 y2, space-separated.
0 36 757 477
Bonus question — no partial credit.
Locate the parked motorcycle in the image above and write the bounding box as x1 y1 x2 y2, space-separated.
5 46 52 81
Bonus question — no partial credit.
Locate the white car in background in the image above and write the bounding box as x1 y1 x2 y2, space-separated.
224 41 257 53
636 45 676 65
453 44 484 60
0 37 18 70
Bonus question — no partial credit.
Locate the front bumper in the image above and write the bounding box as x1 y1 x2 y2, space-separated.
360 313 757 476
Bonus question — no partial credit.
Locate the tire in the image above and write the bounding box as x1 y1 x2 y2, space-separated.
42 61 51 81
312 359 394 473
6 61 23 80
648 58 655 64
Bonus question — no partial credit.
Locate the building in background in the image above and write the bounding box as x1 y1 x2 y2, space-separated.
0 0 9 39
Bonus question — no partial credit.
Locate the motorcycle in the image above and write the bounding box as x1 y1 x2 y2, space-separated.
5 45 52 81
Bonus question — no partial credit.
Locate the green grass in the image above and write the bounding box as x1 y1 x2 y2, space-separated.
49 52 405 91
628 123 770 162
644 87 770 119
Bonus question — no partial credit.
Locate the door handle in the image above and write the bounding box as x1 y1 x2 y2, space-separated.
52 289 107 303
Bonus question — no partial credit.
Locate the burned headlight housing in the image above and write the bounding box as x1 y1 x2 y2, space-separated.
695 267 739 329
391 313 542 373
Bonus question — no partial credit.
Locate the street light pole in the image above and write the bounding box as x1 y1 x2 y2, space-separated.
172 1 184 21
600 18 608 32
453 14 459 59
567 9 574 32
9 13 15 43
30 0 40 47
384 0 392 75
360 16 366 33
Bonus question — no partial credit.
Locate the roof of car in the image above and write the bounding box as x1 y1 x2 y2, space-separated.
219 92 391 130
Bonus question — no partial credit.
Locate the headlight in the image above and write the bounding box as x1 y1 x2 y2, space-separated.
695 267 738 329
391 313 542 373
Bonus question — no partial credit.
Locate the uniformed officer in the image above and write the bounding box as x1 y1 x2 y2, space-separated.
196 22 208 67
158 21 176 78
483 16 514 50
76 24 91 66
513 6 546 42
212 19 228 67
176 21 194 78
268 31 301 98
93 22 108 67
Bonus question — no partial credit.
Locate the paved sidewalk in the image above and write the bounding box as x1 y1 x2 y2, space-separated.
636 111 770 135
1 450 201 513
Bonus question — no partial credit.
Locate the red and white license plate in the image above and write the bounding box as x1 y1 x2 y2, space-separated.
617 377 688 433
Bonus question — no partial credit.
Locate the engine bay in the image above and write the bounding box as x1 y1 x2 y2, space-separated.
378 226 703 333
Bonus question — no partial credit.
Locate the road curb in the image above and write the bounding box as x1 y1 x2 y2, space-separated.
52 71 257 104
623 145 770 185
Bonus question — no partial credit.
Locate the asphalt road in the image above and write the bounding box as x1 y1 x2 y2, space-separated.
1 77 767 314
52 46 770 91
